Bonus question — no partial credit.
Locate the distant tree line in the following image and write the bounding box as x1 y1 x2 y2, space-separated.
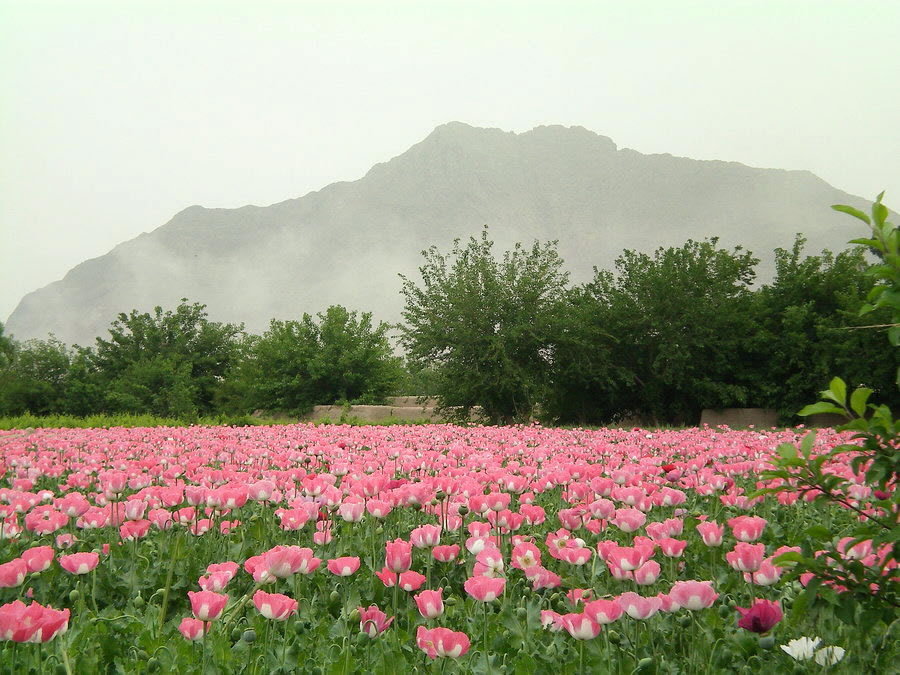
1 229 895 425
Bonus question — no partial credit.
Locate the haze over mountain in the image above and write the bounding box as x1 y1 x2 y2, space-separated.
6 122 882 346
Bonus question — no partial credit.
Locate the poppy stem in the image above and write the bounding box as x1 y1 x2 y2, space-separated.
483 601 490 673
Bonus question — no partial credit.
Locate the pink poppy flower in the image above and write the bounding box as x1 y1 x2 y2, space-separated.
511 542 541 571
123 499 147 521
55 533 77 549
583 599 623 624
0 559 27 588
473 546 505 577
669 580 717 610
658 538 687 558
198 572 232 592
696 521 724 547
276 508 311 531
120 520 151 541
745 559 782 586
616 592 662 620
59 552 99 575
560 545 592 566
527 566 562 590
728 516 767 542
385 539 412 573
736 599 782 634
410 524 441 548
327 556 361 577
726 542 765 573
178 617 208 641
464 575 505 602
634 560 661 586
416 626 471 659
358 605 393 637
540 610 564 631
560 613 601 640
206 561 239 582
398 570 427 592
253 590 298 621
21 546 55 573
187 591 228 621
375 567 398 587
432 544 460 563
0 600 69 642
611 508 646 533
414 588 444 619
337 500 364 522
366 500 392 519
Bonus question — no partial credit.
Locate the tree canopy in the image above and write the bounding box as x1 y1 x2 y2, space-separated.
400 228 568 423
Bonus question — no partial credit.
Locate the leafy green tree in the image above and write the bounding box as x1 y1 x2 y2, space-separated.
541 286 634 425
399 228 569 424
0 322 14 370
62 346 106 416
753 236 899 420
0 336 71 415
93 299 243 416
588 239 760 424
228 306 401 414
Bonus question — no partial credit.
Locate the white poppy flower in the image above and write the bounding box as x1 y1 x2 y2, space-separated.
780 636 821 661
814 646 846 666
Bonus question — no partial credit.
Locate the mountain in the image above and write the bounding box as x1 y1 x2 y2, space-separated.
5 122 882 346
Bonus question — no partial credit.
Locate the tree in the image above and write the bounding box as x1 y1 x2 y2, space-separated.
588 239 760 424
93 299 243 416
0 322 14 370
0 336 71 415
226 305 402 414
399 228 569 424
753 236 899 420
541 286 634 425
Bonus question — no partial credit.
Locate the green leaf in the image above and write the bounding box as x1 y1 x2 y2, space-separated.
889 326 900 347
835 599 857 625
798 402 845 417
777 444 798 460
850 386 874 417
832 204 871 224
827 377 847 406
774 551 805 564
872 201 889 227
805 525 831 541
799 431 816 458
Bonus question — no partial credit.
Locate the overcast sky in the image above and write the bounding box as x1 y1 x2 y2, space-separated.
2 0 898 325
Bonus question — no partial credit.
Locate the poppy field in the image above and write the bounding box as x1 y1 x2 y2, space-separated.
0 422 895 674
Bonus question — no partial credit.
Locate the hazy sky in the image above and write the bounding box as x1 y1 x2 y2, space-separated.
2 0 898 325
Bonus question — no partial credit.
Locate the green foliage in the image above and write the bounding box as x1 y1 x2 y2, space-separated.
392 360 441 397
226 305 402 415
540 286 633 425
0 322 14 370
93 299 244 417
399 228 569 424
757 194 900 628
0 336 71 415
752 236 898 422
577 239 760 424
0 412 263 430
